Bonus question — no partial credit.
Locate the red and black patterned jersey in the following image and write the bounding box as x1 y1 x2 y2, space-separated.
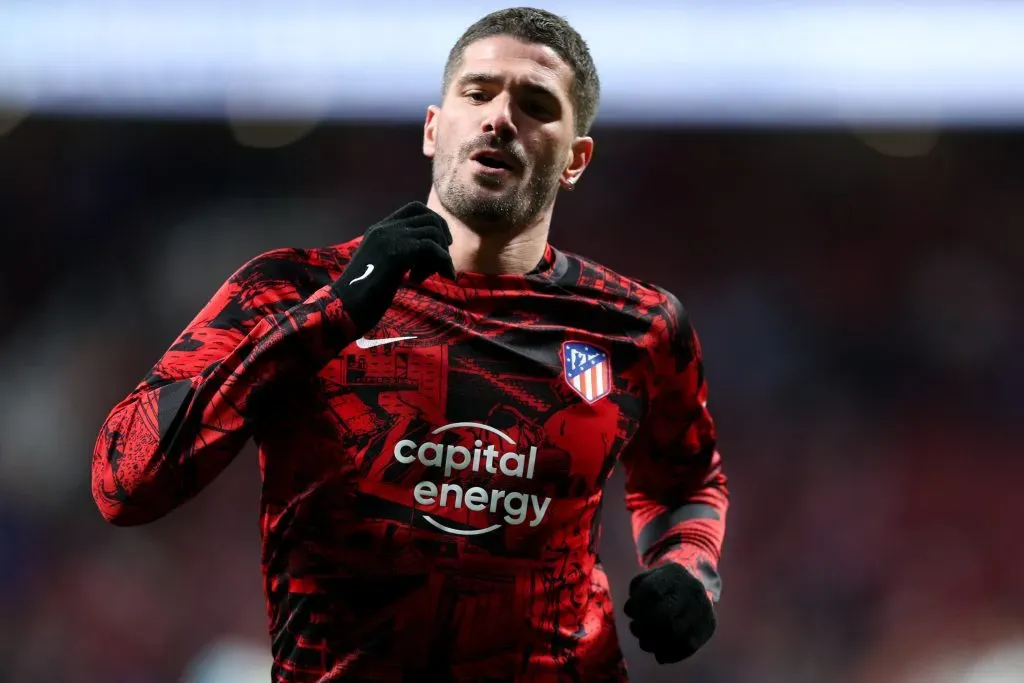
92 238 729 682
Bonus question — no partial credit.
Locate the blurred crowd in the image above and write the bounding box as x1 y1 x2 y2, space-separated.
1 118 1022 682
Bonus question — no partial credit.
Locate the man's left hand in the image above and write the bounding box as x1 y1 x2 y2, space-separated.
623 562 717 664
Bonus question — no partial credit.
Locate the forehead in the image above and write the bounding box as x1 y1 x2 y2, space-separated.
454 35 574 96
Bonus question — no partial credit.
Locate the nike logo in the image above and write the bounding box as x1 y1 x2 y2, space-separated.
355 335 418 349
349 263 374 284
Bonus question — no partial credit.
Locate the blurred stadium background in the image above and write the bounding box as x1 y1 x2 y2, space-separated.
1 2 1023 682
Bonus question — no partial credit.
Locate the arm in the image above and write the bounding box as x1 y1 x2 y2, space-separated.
91 248 358 526
620 293 729 602
93 202 454 527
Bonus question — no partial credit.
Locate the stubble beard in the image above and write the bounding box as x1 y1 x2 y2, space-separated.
431 141 562 234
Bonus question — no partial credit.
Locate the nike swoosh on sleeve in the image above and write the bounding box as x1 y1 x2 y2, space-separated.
354 335 418 349
349 263 374 284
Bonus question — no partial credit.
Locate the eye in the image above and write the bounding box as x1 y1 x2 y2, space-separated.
522 100 555 120
466 91 490 103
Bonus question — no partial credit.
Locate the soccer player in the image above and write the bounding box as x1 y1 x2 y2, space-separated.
91 7 728 681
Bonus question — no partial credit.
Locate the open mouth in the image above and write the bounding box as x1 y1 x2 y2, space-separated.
471 151 517 172
476 157 512 170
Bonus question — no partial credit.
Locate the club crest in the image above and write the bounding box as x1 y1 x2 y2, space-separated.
562 341 611 404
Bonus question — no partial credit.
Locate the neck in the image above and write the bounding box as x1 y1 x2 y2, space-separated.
426 187 552 275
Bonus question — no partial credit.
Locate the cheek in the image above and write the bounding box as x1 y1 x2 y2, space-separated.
534 138 569 174
439 121 468 159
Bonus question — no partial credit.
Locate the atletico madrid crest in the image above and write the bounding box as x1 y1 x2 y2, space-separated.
562 341 612 404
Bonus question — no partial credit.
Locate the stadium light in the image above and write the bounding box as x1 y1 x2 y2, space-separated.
1 1 1022 125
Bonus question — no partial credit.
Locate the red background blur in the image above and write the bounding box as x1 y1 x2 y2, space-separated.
1 120 1022 682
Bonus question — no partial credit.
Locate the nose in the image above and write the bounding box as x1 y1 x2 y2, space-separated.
481 93 517 141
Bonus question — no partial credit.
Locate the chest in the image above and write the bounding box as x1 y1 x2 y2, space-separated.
313 289 649 490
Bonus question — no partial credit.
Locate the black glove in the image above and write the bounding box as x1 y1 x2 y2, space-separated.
623 562 717 664
332 201 456 335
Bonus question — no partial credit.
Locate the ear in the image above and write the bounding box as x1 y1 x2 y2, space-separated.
559 136 594 191
423 105 441 159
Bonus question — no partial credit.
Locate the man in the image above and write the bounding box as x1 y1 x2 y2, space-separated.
92 7 728 682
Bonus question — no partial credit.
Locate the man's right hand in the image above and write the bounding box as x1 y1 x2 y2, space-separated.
332 201 456 336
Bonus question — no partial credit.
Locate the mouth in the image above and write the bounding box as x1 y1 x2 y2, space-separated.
470 150 518 173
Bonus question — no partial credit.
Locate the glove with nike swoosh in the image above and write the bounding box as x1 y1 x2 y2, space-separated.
623 562 717 664
332 201 457 336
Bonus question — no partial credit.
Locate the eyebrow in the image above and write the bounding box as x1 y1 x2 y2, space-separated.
455 72 560 100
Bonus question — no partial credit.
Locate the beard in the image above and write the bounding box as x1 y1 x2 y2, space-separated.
431 134 563 233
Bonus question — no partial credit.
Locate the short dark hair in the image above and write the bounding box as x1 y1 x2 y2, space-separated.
441 7 601 136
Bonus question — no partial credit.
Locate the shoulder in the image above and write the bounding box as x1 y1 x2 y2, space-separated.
234 238 358 281
557 249 694 334
557 248 700 368
224 238 361 310
632 282 699 371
